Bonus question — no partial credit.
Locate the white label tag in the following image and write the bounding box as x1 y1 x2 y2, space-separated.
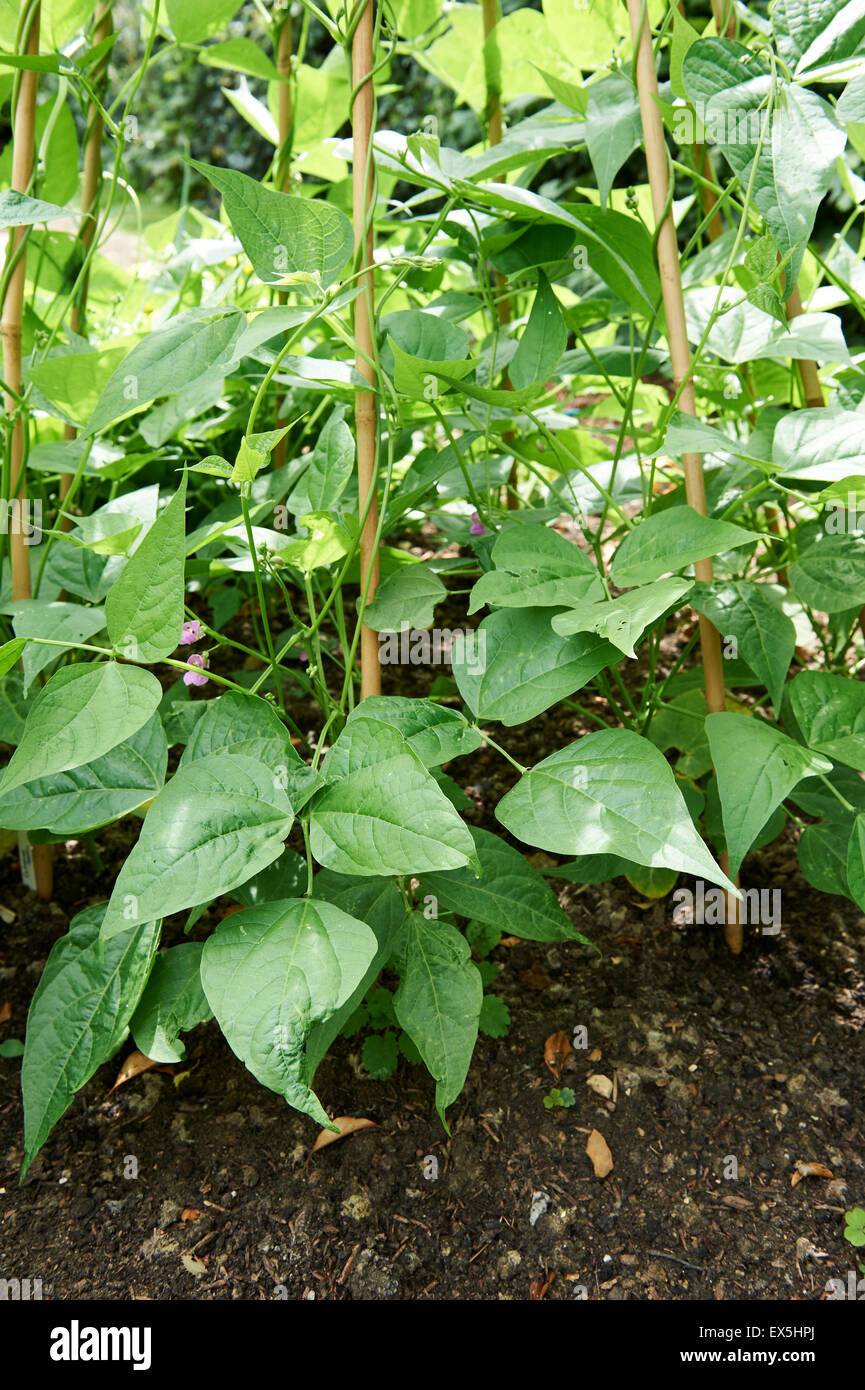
17 832 36 891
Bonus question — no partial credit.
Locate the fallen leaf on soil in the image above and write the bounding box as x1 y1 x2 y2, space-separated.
529 1271 555 1300
500 936 521 947
795 1237 829 1273
588 1047 602 1062
791 1160 834 1186
586 1129 613 1178
311 1117 379 1153
181 1209 201 1222
544 1030 572 1079
0 1000 10 1024
586 1073 613 1099
181 1254 207 1277
718 1194 753 1210
110 1050 174 1092
520 963 553 990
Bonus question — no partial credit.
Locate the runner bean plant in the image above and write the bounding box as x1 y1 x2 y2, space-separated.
2 0 865 1175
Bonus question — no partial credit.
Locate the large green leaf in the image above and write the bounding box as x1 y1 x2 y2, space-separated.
130 943 212 1064
21 904 160 1177
0 662 162 797
551 578 693 659
86 309 244 434
611 506 755 586
286 407 354 516
105 474 187 663
773 0 865 78
496 728 736 890
799 819 850 896
0 714 167 835
393 914 482 1126
705 713 831 876
772 407 865 481
0 189 70 228
180 689 301 770
452 608 617 725
166 0 243 44
364 564 447 632
101 752 295 939
682 39 845 288
789 533 865 612
508 270 567 390
343 697 482 766
418 826 590 944
690 581 795 717
789 670 865 770
200 898 377 1127
309 718 477 876
469 525 603 613
584 69 642 206
845 813 865 912
189 160 353 286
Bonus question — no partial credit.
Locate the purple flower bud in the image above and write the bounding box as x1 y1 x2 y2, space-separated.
469 512 485 536
183 653 209 687
179 619 203 646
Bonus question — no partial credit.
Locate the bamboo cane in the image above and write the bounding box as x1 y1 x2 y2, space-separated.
59 0 112 521
273 11 292 470
1 2 52 900
351 0 381 698
481 0 518 509
627 0 740 950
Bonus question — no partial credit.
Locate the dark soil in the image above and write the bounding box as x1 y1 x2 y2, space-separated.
1 805 863 1301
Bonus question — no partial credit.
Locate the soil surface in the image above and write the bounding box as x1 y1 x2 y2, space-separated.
1 797 863 1301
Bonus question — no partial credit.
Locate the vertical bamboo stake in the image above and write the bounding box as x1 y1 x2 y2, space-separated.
1 2 52 901
352 0 381 698
785 286 824 408
481 0 518 508
627 0 740 951
273 11 293 470
60 0 112 517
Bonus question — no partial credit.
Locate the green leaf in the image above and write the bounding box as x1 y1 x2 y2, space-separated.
584 70 642 206
364 563 446 631
508 270 567 390
393 914 482 1126
362 1031 399 1080
789 534 865 612
789 670 865 770
798 819 850 896
0 638 25 678
166 0 242 43
105 474 187 663
197 37 280 80
179 689 300 770
0 189 69 228
479 994 510 1038
130 942 212 1064
286 407 354 515
344 696 482 766
496 728 736 891
4 600 106 694
773 408 865 481
452 608 617 726
86 309 244 434
100 752 295 939
0 663 162 797
0 1039 24 1058
469 525 603 612
21 904 160 1177
0 714 167 835
418 826 590 944
551 578 693 659
845 814 865 912
200 898 377 1127
705 713 831 876
189 160 353 286
280 512 352 573
682 40 845 289
690 581 795 717
309 718 477 876
611 506 755 586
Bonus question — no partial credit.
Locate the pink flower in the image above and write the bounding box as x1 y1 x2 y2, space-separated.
183 653 209 687
179 619 203 646
469 512 485 536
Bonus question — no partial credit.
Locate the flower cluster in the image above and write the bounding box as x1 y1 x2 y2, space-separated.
178 619 209 686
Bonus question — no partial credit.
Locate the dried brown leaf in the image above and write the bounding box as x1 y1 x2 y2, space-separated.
544 1030 573 1079
586 1128 613 1178
311 1116 379 1154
